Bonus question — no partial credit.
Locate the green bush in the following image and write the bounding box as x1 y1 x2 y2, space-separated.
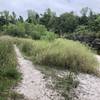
4 22 57 40
25 23 47 39
41 31 56 41
17 38 98 75
74 25 92 36
4 22 25 37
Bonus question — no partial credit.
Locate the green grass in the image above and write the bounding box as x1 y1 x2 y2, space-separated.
16 38 99 75
0 36 99 100
0 37 21 100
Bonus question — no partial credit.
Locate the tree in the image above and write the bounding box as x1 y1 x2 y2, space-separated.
80 7 89 16
88 9 96 32
27 10 39 24
3 11 10 25
5 22 25 37
79 7 89 25
40 8 56 30
0 11 10 27
58 12 78 34
92 15 100 32
10 11 17 24
0 15 6 26
18 16 24 23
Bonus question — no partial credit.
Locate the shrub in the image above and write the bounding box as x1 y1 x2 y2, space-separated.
4 22 25 37
25 23 47 39
3 22 57 40
17 38 98 75
41 31 56 41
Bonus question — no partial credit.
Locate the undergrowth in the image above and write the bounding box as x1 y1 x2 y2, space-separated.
0 37 21 100
16 38 99 75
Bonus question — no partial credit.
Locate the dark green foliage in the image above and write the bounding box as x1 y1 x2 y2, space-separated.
74 25 91 35
58 12 78 33
0 8 100 40
40 8 56 30
18 16 24 23
26 10 39 24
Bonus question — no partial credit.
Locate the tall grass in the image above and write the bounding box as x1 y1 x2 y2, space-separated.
0 37 20 99
0 36 98 99
16 38 98 75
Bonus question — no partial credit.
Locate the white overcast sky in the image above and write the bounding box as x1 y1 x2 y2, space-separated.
0 0 100 18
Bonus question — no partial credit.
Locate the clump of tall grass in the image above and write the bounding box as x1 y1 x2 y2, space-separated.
17 38 98 75
0 37 20 99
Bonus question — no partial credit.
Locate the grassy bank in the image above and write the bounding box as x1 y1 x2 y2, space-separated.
0 37 21 100
0 36 99 99
16 38 98 75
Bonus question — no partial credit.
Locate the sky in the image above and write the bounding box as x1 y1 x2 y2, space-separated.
0 0 100 18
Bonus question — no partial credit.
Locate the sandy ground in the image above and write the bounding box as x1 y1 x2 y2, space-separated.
74 55 100 100
14 45 63 100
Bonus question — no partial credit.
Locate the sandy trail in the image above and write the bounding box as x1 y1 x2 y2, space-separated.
14 45 63 100
74 55 100 100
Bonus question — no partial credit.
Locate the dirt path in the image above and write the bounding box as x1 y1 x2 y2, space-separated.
14 45 63 100
74 55 100 100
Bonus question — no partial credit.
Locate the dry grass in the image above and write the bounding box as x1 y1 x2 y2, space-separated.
16 38 99 75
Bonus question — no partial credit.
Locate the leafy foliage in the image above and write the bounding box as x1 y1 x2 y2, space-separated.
0 8 100 40
4 23 25 37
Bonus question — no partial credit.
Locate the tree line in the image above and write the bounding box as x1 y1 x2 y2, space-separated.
0 7 100 39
